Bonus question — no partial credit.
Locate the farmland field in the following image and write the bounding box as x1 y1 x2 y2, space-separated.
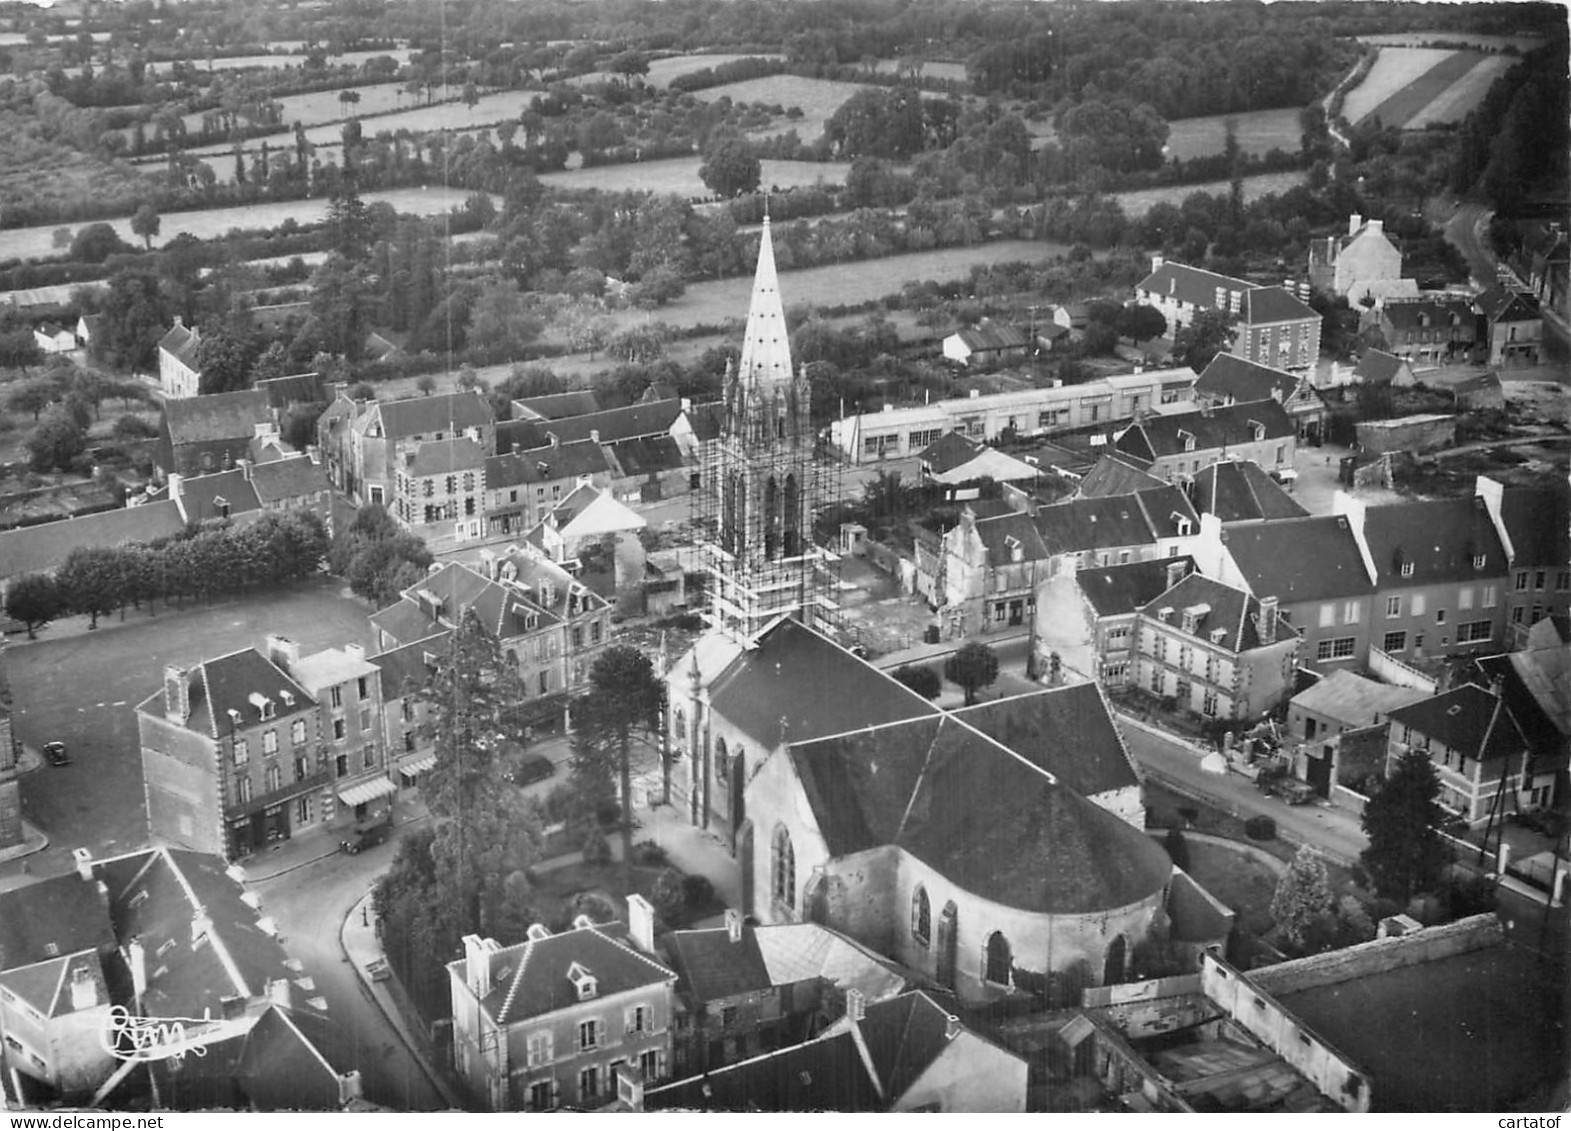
1163 108 1304 161
692 75 874 142
160 81 416 140
643 53 784 87
536 156 847 197
869 58 970 82
1356 49 1487 129
1111 170 1307 219
1340 47 1455 125
1403 54 1515 127
0 186 482 264
1357 32 1548 53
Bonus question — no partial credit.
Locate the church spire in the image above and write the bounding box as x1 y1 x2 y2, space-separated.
736 215 793 386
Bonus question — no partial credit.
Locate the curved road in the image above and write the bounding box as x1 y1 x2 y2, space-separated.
254 847 446 1112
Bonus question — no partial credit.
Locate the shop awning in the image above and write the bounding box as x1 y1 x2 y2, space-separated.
401 754 437 775
338 777 397 808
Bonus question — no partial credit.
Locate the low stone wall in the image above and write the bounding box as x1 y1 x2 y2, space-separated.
1246 913 1504 997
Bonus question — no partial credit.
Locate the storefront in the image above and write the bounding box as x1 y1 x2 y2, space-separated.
336 776 397 826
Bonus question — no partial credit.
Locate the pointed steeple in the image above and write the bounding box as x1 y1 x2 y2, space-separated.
737 215 793 387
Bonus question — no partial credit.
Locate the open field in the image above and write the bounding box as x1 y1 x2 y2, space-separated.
6 576 376 868
1357 49 1488 129
536 155 846 197
1112 170 1308 219
643 53 784 87
1404 53 1515 127
1357 31 1549 53
0 186 481 263
1164 108 1304 161
692 74 873 143
870 58 969 82
1341 46 1457 125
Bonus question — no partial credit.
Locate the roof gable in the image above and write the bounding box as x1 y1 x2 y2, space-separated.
1361 497 1508 585
952 684 1140 798
1221 514 1374 602
1117 399 1295 459
1191 459 1309 522
164 391 270 445
368 391 494 438
0 872 114 974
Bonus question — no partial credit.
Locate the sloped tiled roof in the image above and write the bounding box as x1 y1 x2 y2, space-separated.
1289 669 1429 729
1387 684 1528 764
665 928 772 1002
1141 572 1281 654
528 398 685 446
1240 285 1318 324
1075 555 1198 617
370 631 449 702
1076 452 1164 498
158 322 201 368
1190 459 1309 522
1496 485 1571 567
369 599 445 650
254 372 327 410
235 1005 357 1111
706 619 939 751
931 447 1041 485
0 500 185 581
952 683 1141 799
1476 285 1541 323
1360 497 1508 587
512 390 607 420
1474 646 1571 766
649 1024 883 1111
249 455 329 504
685 400 726 442
175 467 262 524
1378 297 1475 333
971 509 1050 565
449 921 674 1025
0 872 113 975
1221 514 1375 603
1115 399 1295 461
406 437 487 478
919 430 982 474
1196 354 1298 404
1137 261 1252 310
368 390 493 438
1354 349 1406 383
164 390 270 446
607 434 687 478
1033 486 1198 555
485 440 611 489
951 322 1029 352
156 647 315 740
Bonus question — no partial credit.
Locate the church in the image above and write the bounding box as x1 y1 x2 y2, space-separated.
665 218 1181 1004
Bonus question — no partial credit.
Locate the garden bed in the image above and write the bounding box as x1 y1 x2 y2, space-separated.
529 857 724 932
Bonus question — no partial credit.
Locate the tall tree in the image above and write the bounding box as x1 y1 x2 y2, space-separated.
580 645 663 886
130 203 161 250
944 641 1000 706
1174 308 1236 370
1271 844 1334 952
1361 749 1450 901
55 546 126 629
5 573 62 639
698 132 761 198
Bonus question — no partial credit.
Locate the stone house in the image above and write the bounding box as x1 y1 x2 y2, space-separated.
1386 683 1542 826
1187 460 1308 524
1285 670 1428 796
391 435 488 538
1133 257 1321 371
158 389 272 478
1361 295 1478 364
1193 354 1328 442
319 388 495 513
1306 214 1411 304
1034 556 1198 690
1475 285 1542 366
1113 399 1296 483
157 318 203 398
484 439 616 537
1476 476 1571 648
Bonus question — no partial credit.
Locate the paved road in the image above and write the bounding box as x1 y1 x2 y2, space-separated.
252 843 447 1112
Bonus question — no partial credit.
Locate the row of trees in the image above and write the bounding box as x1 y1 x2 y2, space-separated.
4 508 330 635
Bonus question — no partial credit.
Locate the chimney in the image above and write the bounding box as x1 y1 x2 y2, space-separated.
73 846 94 881
945 1014 962 1041
164 664 191 723
1368 219 1383 235
572 914 594 930
1258 595 1279 645
526 924 551 942
1151 253 1164 273
724 908 742 943
237 458 252 481
1349 214 1363 237
1165 559 1188 590
627 894 655 954
463 934 491 999
344 643 366 662
846 988 865 1022
547 431 560 450
172 314 183 329
166 471 182 501
126 938 147 1001
266 634 300 672
589 429 600 444
337 1072 364 1107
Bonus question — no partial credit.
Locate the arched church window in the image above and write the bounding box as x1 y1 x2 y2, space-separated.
783 474 800 558
716 737 729 783
772 824 795 910
674 707 686 740
763 477 779 559
984 931 1012 986
911 885 931 945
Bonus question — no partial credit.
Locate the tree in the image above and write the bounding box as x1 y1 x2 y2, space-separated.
893 664 941 699
130 203 161 250
1174 308 1236 370
581 645 663 885
698 133 761 198
7 380 57 422
26 409 88 472
69 222 130 265
55 546 125 629
1360 749 1450 901
609 50 649 85
1117 303 1168 343
944 641 1000 706
5 573 62 639
1271 845 1334 951
0 330 42 374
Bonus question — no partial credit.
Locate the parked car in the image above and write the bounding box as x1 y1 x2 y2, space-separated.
43 741 70 767
508 754 556 786
340 818 393 854
1267 778 1318 806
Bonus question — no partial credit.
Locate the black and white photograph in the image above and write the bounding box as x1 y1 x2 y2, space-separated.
0 0 1565 1116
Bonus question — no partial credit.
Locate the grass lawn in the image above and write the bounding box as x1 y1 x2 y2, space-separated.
1163 108 1304 162
531 858 724 931
7 575 378 871
693 74 875 143
1356 31 1549 53
643 53 785 88
1341 47 1457 125
1358 49 1487 130
869 58 969 83
1174 837 1283 937
1111 170 1307 219
535 156 845 198
1404 53 1514 127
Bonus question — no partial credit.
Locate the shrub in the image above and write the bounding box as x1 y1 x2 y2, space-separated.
892 664 941 699
682 873 715 908
631 840 668 866
650 867 685 924
581 827 612 865
1244 815 1277 841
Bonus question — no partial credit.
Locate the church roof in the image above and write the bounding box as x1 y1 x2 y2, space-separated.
737 217 793 386
952 684 1142 799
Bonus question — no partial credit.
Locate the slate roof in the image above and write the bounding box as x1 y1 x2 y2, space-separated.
235 1005 358 1111
1476 285 1541 323
152 647 316 740
664 928 772 1002
1196 354 1299 404
485 440 611 489
1360 497 1508 587
1190 459 1309 522
705 619 939 751
175 467 262 524
951 322 1029 352
406 436 487 477
919 430 982 474
495 418 549 453
158 322 202 368
1138 261 1253 310
1240 285 1318 324
369 598 445 649
448 921 675 1025
1076 452 1165 498
952 683 1141 799
370 632 449 702
1354 349 1407 383
1378 297 1475 334
789 713 1171 914
1473 647 1571 764
1289 669 1429 729
1496 485 1571 566
0 500 185 581
164 390 271 446
1141 572 1280 653
685 400 726 442
248 455 329 504
512 390 607 420
0 872 113 974
1033 486 1199 555
528 398 684 446
253 372 327 410
608 434 688 477
665 922 909 1008
367 390 493 439
1074 555 1198 618
1387 683 1527 764
970 509 1049 565
1220 514 1375 603
1114 399 1295 461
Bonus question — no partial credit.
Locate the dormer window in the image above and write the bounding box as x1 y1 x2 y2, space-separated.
1401 561 1415 578
1472 554 1486 570
1173 513 1192 537
1249 421 1266 442
1157 607 1174 623
1179 429 1196 452
568 962 597 1001
1210 627 1228 644
1005 535 1023 563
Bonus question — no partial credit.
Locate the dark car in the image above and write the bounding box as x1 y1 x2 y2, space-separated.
340 819 392 854
1268 778 1318 806
509 754 556 787
43 741 70 767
